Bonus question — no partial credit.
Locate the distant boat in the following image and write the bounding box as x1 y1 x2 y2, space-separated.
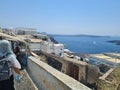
93 41 96 44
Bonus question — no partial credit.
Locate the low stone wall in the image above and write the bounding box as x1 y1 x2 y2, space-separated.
27 56 91 90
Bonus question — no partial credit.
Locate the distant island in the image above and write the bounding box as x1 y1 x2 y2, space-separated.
50 34 110 38
107 40 120 45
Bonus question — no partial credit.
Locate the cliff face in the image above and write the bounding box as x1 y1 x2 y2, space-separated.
48 35 58 44
97 68 120 90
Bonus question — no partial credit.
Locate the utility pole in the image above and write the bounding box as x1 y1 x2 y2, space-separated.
0 27 2 33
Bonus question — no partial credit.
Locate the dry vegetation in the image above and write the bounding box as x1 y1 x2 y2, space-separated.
97 68 120 90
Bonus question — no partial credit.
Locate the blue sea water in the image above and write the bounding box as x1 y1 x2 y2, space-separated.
53 36 120 54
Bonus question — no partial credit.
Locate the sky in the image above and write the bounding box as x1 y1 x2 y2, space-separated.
0 0 120 36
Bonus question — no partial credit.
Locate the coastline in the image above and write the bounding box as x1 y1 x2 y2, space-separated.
53 35 120 54
107 40 120 45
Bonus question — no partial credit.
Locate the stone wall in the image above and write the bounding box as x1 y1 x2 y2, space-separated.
27 56 91 90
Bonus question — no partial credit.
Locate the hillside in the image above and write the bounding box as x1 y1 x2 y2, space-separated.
97 68 120 90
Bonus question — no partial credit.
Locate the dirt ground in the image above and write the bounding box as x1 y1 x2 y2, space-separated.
97 68 120 90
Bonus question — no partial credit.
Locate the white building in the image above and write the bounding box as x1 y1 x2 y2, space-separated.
40 41 54 54
15 27 37 35
29 40 64 57
53 44 64 57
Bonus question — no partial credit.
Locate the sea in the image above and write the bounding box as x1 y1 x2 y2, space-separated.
53 35 120 54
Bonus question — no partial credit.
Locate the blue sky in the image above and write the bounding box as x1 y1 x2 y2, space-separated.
0 0 120 36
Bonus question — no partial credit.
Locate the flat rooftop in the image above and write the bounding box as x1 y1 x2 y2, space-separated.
16 35 43 43
91 54 120 63
30 39 42 43
109 53 120 57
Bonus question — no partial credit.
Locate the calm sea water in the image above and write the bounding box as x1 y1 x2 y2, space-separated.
53 36 120 54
